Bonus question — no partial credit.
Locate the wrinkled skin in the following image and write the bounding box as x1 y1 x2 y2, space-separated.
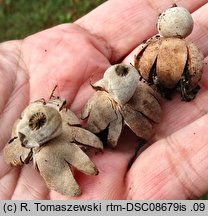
0 0 208 199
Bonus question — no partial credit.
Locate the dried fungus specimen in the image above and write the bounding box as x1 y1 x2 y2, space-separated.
82 64 162 147
134 5 204 101
4 96 103 197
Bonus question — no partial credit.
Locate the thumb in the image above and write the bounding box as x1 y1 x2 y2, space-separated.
126 114 208 199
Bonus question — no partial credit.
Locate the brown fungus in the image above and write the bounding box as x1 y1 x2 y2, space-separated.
82 64 162 147
134 6 204 101
3 95 103 197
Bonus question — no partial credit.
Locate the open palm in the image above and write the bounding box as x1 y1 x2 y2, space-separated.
0 0 208 200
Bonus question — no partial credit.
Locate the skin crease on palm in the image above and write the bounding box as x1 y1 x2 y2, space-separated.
0 0 208 200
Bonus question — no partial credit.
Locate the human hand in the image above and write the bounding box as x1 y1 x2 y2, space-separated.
0 0 208 200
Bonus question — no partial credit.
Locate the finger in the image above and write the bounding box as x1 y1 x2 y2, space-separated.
187 3 208 56
126 114 208 199
76 0 207 62
0 42 29 149
0 154 20 199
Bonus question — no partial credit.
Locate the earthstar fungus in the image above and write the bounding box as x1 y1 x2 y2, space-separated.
134 5 204 101
82 64 162 147
4 96 103 197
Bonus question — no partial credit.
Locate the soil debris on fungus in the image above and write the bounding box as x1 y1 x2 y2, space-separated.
4 94 103 197
82 64 162 147
134 5 204 101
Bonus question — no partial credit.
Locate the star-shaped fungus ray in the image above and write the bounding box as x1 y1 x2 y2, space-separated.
3 120 32 166
33 130 100 197
81 90 123 146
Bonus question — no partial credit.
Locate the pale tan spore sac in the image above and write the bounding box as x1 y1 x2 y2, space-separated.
3 95 103 197
82 64 162 147
157 6 193 38
134 5 204 101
